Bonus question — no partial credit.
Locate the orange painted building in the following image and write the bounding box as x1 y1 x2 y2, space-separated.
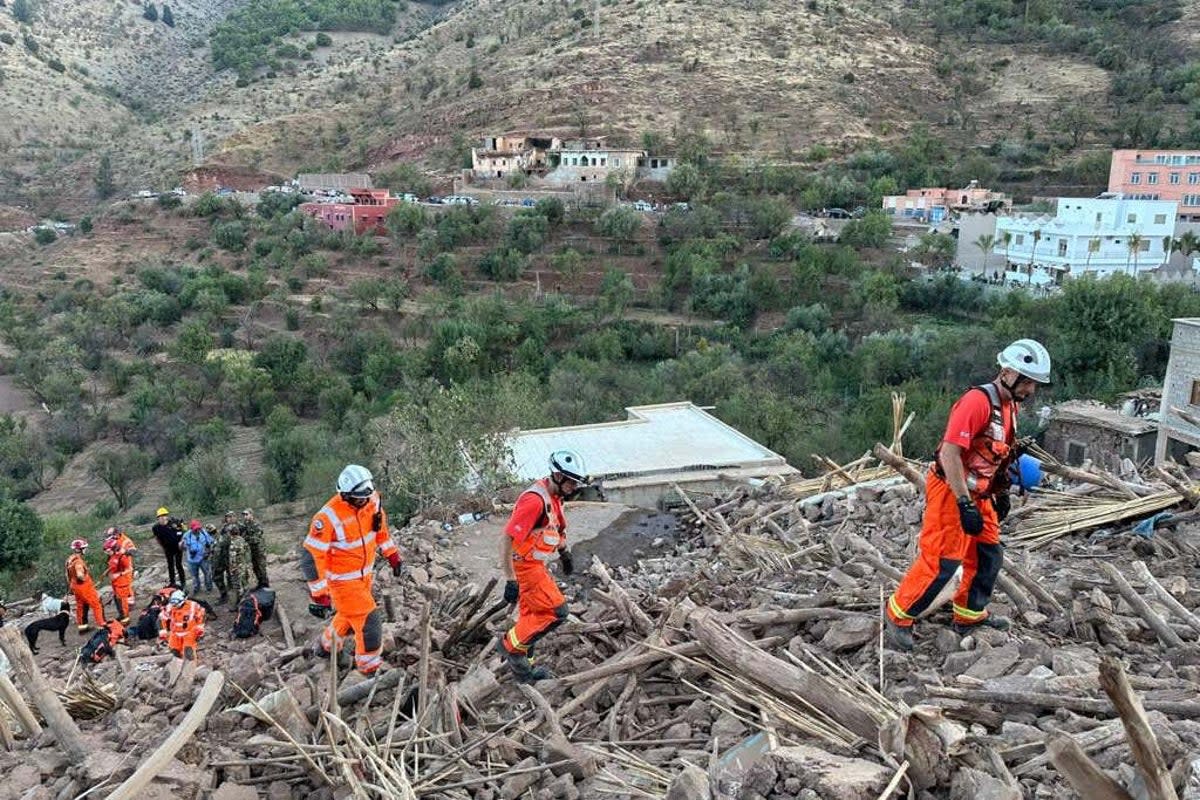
300 189 399 235
1108 150 1200 221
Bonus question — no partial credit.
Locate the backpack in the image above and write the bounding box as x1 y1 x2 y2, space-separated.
81 622 124 663
134 606 161 640
233 587 275 639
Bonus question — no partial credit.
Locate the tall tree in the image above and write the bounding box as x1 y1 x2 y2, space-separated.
94 153 114 199
10 0 32 23
143 2 158 22
974 233 995 276
161 4 174 26
1127 232 1144 275
1085 237 1101 273
1027 229 1042 286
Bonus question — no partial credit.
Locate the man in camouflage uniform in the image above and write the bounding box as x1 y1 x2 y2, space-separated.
241 508 269 589
227 525 252 610
213 511 239 605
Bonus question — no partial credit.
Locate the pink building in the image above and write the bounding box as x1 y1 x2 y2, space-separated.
882 181 1009 221
300 189 400 235
1108 150 1200 221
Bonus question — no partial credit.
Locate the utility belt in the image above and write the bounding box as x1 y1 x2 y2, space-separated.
930 460 994 497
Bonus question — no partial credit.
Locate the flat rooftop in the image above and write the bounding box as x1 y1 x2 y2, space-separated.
507 402 795 483
1051 401 1158 436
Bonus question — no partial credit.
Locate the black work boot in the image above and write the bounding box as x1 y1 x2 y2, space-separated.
884 618 914 652
953 614 1011 635
496 638 536 683
218 592 228 605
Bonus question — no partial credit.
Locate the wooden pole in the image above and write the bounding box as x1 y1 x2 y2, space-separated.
1046 732 1133 800
924 685 1200 718
1098 656 1180 800
1099 563 1183 648
275 601 296 650
0 627 83 758
1131 561 1200 637
687 608 879 742
105 671 225 800
0 673 41 738
872 443 925 493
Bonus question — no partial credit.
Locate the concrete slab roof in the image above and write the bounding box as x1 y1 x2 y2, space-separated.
507 402 794 482
1051 401 1158 436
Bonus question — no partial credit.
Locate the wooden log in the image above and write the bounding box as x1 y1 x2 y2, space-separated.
1037 459 1140 499
1046 732 1133 800
1012 720 1124 777
0 627 83 758
590 560 654 637
687 608 879 742
1099 562 1183 648
275 600 296 650
0 673 41 738
722 607 877 627
1152 464 1200 508
1131 561 1200 638
924 686 1200 718
872 443 925 492
105 671 225 800
993 572 1033 615
1098 656 1180 800
306 668 404 724
1003 560 1065 615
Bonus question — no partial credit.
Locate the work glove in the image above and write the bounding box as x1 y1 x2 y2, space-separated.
308 595 333 620
503 580 519 604
993 493 1011 523
372 511 384 533
387 552 404 578
559 548 574 576
957 497 984 536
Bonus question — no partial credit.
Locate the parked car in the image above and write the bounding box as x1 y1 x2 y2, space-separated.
400 193 419 204
445 195 479 206
520 198 536 207
133 190 156 199
170 187 187 197
672 202 690 211
630 200 653 212
821 207 851 219
426 196 445 205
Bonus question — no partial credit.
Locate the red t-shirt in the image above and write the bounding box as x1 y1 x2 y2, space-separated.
505 486 565 541
942 387 1014 451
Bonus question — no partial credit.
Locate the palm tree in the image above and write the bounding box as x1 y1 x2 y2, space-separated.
1179 230 1200 261
1027 229 1042 286
1000 231 1013 279
975 233 996 277
1085 237 1101 274
1163 235 1176 268
1128 232 1144 275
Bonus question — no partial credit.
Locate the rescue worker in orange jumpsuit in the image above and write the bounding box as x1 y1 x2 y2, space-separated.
300 464 403 676
497 450 588 683
103 526 138 559
104 537 135 625
885 339 1051 652
159 589 205 661
66 539 106 634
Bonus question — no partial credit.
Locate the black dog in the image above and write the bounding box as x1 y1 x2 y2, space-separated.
24 608 70 654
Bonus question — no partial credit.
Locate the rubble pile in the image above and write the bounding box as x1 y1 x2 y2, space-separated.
2 451 1200 799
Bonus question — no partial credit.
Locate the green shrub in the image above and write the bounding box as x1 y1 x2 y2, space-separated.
478 247 527 281
213 220 247 251
170 446 243 513
0 500 43 573
33 227 56 245
316 31 333 46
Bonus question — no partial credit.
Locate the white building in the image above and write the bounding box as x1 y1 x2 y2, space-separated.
994 194 1178 281
505 402 797 507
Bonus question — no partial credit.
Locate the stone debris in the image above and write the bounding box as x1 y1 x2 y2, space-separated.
0 455 1198 798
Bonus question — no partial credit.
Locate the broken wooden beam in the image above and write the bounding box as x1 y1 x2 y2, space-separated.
924 686 1200 718
0 673 41 739
872 443 925 492
1046 731 1133 800
104 670 225 800
1131 561 1200 638
1099 562 1183 648
0 627 83 758
1098 655 1180 800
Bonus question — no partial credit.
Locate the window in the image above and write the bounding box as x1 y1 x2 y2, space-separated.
1015 234 1025 245
1131 172 1142 184
1148 173 1159 184
1185 195 1200 206
1066 441 1088 466
1057 240 1067 256
1191 379 1200 406
1192 174 1200 184
1139 240 1150 252
1155 214 1167 224
1171 173 1181 184
1096 212 1103 225
612 157 620 167
1127 213 1137 224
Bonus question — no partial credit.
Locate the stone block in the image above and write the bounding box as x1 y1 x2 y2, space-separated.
819 617 879 653
737 745 891 800
666 764 711 800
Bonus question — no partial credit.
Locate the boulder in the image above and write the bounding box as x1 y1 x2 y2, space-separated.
964 644 1021 681
737 745 892 800
666 764 711 800
211 785 259 800
949 767 1020 800
819 617 879 653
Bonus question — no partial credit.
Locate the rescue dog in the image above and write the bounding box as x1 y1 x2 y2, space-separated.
24 606 71 654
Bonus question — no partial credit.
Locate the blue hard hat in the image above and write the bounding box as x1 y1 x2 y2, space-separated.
1009 454 1042 492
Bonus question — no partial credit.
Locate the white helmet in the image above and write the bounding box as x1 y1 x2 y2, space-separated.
997 339 1051 384
168 590 186 606
549 450 588 483
337 464 375 499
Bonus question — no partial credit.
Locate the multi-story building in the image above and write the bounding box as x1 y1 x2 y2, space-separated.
299 189 400 235
993 194 1177 280
882 181 1010 222
1156 318 1200 464
470 132 674 184
1108 150 1200 222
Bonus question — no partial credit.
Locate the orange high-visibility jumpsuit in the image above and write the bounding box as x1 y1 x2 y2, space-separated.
159 599 205 659
502 480 569 658
66 553 105 631
887 384 1015 628
301 492 399 675
107 551 134 623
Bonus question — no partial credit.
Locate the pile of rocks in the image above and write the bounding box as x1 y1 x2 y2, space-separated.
3 456 1200 799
